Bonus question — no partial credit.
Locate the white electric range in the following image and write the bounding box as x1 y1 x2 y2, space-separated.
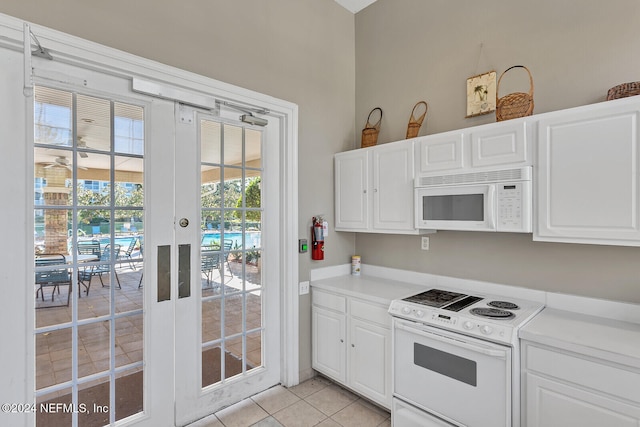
389 287 545 427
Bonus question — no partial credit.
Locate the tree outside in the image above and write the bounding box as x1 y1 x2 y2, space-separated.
237 177 261 222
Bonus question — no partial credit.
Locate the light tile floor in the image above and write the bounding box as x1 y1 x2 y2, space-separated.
188 376 391 427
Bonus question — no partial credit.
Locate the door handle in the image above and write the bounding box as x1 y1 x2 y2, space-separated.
178 244 191 299
395 321 508 359
157 245 171 302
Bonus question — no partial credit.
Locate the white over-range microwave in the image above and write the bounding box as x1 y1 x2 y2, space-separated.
415 166 532 232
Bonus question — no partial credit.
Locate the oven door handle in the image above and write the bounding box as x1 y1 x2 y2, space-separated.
395 321 508 359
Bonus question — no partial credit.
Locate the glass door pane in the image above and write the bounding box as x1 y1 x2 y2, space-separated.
34 86 145 425
200 120 263 386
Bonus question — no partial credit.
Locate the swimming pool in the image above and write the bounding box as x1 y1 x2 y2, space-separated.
74 231 261 253
201 231 261 250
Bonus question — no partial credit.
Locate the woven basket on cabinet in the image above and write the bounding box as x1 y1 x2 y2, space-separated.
607 82 640 100
495 65 534 122
406 101 428 138
361 107 382 148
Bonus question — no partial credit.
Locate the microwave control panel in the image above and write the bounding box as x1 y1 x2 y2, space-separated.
497 182 529 231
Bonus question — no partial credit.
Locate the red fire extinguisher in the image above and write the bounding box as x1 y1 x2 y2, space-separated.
312 216 324 260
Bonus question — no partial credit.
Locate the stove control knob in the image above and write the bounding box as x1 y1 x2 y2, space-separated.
401 306 412 315
480 325 493 335
463 321 474 330
415 310 424 318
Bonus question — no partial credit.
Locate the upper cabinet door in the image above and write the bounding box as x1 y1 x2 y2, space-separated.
535 100 640 245
335 150 369 230
470 120 529 168
415 131 465 173
372 141 415 231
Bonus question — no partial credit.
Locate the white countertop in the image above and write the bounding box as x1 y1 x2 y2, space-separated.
311 274 427 306
520 308 640 369
311 264 640 368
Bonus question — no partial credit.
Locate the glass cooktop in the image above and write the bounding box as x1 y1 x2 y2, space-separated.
403 289 465 307
402 288 484 312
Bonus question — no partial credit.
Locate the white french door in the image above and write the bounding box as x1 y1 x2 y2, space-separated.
173 107 281 425
29 66 281 427
30 64 176 427
0 16 296 427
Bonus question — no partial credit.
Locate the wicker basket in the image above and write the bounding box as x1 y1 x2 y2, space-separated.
496 65 534 122
406 101 428 138
361 107 382 148
607 82 640 100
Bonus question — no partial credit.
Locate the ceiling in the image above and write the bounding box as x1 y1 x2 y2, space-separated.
334 0 378 13
34 86 262 182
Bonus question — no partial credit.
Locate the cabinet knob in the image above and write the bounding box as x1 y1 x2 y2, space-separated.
351 344 355 347
373 188 378 193
340 339 344 343
363 190 367 194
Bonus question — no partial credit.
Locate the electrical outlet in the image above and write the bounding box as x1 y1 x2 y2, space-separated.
421 237 430 250
299 281 310 295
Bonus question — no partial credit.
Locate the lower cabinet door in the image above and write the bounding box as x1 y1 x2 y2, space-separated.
348 318 391 408
312 307 346 383
525 373 640 427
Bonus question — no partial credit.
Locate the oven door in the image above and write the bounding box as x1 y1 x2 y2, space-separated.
393 319 511 427
415 184 496 231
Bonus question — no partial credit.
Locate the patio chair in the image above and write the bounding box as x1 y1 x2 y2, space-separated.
77 240 101 296
201 249 219 285
79 243 122 290
119 237 138 270
77 240 101 258
35 254 72 307
222 239 234 278
137 237 144 288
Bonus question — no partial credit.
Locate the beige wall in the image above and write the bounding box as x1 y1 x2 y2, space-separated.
354 0 640 304
0 0 356 380
7 0 640 384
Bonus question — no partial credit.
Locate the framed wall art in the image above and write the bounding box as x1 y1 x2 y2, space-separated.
466 71 496 117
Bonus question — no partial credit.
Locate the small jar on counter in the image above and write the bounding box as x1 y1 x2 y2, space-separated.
351 255 361 276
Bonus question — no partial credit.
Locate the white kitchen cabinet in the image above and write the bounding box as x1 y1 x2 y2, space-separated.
312 305 346 383
415 131 465 173
371 141 415 231
469 120 528 168
522 342 640 427
335 139 424 233
312 288 393 409
311 290 347 383
348 300 392 407
535 99 640 246
334 149 369 231
415 119 530 175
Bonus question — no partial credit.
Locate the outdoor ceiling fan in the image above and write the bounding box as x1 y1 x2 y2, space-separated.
43 156 87 171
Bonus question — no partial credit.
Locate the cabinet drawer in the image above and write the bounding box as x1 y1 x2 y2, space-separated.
313 290 346 313
350 299 390 327
525 344 640 404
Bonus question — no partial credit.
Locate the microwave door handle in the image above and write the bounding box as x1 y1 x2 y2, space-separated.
395 321 508 359
487 186 497 230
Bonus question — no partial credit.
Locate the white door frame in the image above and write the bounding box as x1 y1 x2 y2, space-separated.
0 13 299 427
